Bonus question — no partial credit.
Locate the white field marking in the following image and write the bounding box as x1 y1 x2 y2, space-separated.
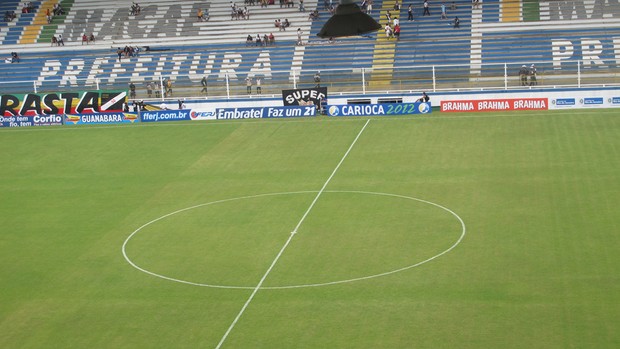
122 190 466 289
121 191 318 289
214 119 371 349
3 109 618 133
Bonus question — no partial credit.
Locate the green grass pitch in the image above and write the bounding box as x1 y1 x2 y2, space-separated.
1 109 619 348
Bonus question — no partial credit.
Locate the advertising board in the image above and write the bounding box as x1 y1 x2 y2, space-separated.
440 98 548 112
64 112 138 125
326 102 431 117
141 109 192 122
215 106 316 119
0 114 63 127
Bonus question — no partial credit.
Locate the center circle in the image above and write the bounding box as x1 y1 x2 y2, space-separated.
122 191 466 289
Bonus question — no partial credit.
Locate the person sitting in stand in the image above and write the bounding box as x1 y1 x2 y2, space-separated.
130 2 141 15
51 35 58 46
417 92 430 103
255 34 262 46
283 18 290 28
269 32 275 45
82 33 88 45
11 52 20 63
309 9 319 20
89 33 96 43
197 8 205 21
246 34 253 46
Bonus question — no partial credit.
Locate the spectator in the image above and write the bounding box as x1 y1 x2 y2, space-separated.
367 0 373 14
256 77 262 94
263 33 269 46
309 9 319 20
275 19 282 30
89 33 96 43
269 32 275 45
53 3 65 15
246 76 252 94
441 2 447 19
283 18 290 28
129 82 136 98
117 47 123 61
165 78 173 97
529 64 537 86
131 2 141 15
201 76 208 94
5 11 17 22
255 34 262 46
82 33 88 45
51 36 58 46
393 0 400 11
146 82 153 98
384 23 393 39
472 0 480 9
296 28 303 46
417 92 430 103
314 71 321 87
453 16 460 28
394 24 400 41
299 0 305 12
246 34 253 46
451 1 457 10
57 34 64 46
518 65 528 86
11 52 20 63
197 8 206 21
423 0 430 16
407 5 413 21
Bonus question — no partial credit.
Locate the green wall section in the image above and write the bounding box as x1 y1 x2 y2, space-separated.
523 0 540 22
36 0 74 43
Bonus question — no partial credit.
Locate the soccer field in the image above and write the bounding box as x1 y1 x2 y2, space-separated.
1 109 619 348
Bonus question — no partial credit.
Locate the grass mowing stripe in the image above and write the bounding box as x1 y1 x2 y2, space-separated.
215 119 371 348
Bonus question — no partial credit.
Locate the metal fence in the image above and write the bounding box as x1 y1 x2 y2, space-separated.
1 59 619 100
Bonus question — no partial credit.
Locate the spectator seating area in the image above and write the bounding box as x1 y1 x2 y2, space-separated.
1 0 619 97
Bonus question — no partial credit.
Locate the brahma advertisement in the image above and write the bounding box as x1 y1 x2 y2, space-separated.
440 98 549 112
0 90 130 127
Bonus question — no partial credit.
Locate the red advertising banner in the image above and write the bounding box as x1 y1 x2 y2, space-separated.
440 98 548 112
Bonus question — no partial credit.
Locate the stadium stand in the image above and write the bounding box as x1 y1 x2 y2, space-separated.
1 0 619 97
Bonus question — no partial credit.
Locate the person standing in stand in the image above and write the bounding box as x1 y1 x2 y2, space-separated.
423 0 430 16
246 76 253 94
256 77 262 94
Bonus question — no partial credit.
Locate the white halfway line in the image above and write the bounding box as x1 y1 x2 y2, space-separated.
215 118 371 349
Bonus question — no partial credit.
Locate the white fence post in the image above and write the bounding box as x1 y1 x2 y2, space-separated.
33 81 37 94
225 73 230 99
362 68 366 94
96 78 100 91
577 60 581 88
504 63 508 89
432 66 436 92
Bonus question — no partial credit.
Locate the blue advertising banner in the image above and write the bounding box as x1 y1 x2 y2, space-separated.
553 98 576 107
327 102 431 117
215 106 316 120
141 109 192 122
64 112 139 125
582 97 604 105
1 114 63 127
